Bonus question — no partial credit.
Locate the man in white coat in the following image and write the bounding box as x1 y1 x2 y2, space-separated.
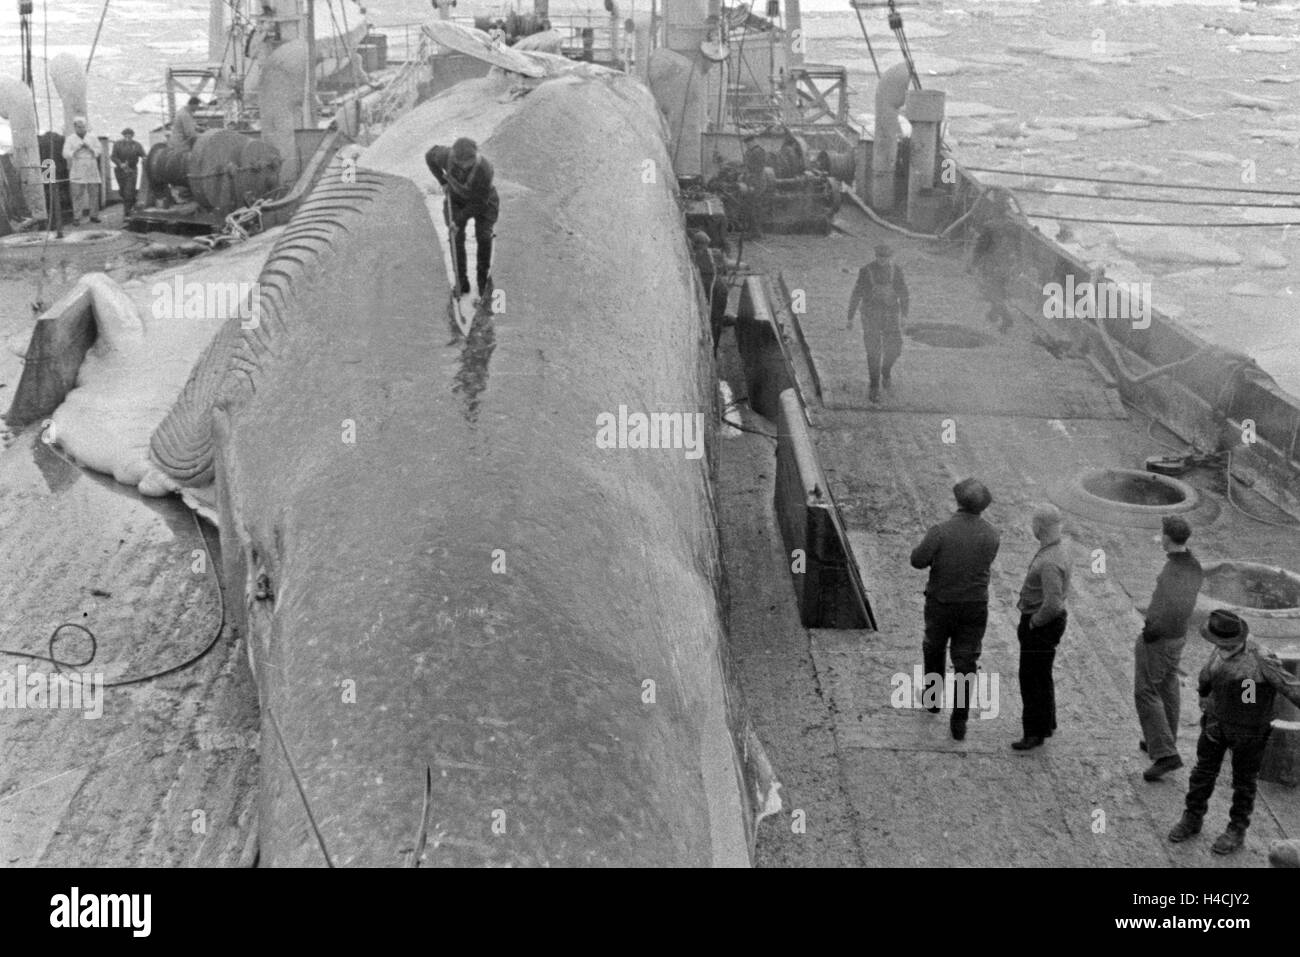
62 116 102 224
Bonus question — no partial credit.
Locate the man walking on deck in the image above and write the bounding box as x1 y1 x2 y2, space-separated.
1168 609 1300 854
910 478 1000 741
1012 504 1071 751
425 137 500 299
1136 515 1204 782
846 243 909 404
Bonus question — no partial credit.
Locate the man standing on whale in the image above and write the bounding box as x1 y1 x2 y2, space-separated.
425 137 500 299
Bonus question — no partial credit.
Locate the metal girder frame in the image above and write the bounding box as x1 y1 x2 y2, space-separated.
165 66 222 124
792 67 848 125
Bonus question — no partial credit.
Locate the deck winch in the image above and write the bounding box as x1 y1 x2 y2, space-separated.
144 129 282 216
708 134 840 235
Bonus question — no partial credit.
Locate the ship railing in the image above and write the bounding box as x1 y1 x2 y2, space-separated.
547 15 625 64
945 160 1300 506
370 20 429 65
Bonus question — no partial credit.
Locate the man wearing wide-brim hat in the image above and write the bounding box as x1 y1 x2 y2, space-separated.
1168 609 1300 855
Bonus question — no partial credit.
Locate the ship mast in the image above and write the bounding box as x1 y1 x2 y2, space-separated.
209 0 226 64
305 0 318 130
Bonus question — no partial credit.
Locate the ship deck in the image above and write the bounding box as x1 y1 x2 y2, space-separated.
0 431 258 866
0 204 260 866
2 198 1297 866
723 202 1300 867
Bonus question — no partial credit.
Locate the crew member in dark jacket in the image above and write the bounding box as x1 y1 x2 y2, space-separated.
737 143 775 239
1012 504 1071 751
111 128 146 218
1136 515 1204 781
910 478 1000 740
846 243 909 404
1168 609 1300 854
425 137 500 297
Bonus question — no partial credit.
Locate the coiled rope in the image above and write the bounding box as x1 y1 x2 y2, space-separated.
0 435 228 687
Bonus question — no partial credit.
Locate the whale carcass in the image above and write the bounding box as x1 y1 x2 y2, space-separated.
31 68 770 865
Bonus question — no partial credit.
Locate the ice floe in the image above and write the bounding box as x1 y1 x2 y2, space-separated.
945 101 1018 118
1031 115 1151 132
961 53 1031 68
1246 129 1300 146
1229 39 1297 55
1229 92 1290 111
1240 206 1300 225
1171 149 1239 166
131 92 169 115
1252 248 1291 269
1097 160 1164 179
1009 40 1159 64
1116 225 1244 265
1023 126 1081 143
1119 103 1177 123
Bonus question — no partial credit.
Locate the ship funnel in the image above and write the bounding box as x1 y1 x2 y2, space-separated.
786 0 803 66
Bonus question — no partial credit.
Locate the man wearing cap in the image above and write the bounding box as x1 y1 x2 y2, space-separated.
1011 504 1071 751
1168 609 1300 854
910 478 1001 741
1136 515 1204 782
425 137 500 298
111 128 146 219
62 117 101 225
846 243 909 404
